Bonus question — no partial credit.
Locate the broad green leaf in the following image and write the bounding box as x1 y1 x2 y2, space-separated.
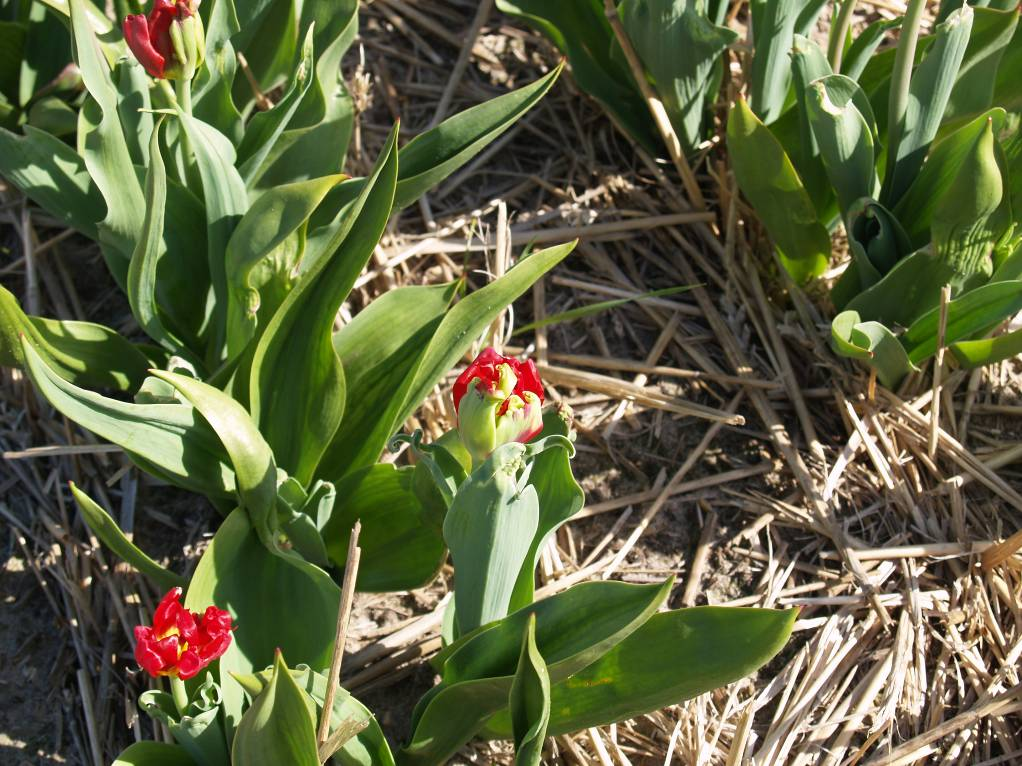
404 579 671 765
139 678 229 766
495 0 660 151
151 371 277 544
484 606 798 738
19 2 72 108
0 126 104 242
510 616 549 766
229 0 298 103
830 310 917 388
232 651 319 766
617 1 737 152
112 742 196 766
930 116 1005 291
224 174 346 359
508 419 583 612
185 510 339 731
69 0 144 273
843 198 910 287
444 442 540 634
115 59 154 167
395 64 563 209
250 128 397 484
846 249 959 328
21 338 234 498
806 74 878 216
883 5 974 207
749 0 802 124
946 6 1019 122
236 25 316 185
843 18 901 81
1 284 151 392
326 283 457 475
727 98 831 282
992 16 1022 112
69 482 185 591
177 113 248 362
232 664 394 766
894 108 1006 250
788 34 835 216
951 325 1022 367
320 464 446 592
0 22 27 105
903 280 1022 363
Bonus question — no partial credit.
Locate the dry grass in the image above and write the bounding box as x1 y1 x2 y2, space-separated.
3 0 1022 763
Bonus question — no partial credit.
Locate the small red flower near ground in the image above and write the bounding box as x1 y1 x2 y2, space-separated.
453 347 544 415
123 0 200 79
134 587 233 680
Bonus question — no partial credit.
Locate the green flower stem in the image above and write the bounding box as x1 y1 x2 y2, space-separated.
171 676 190 716
175 77 193 115
828 0 858 72
883 0 927 190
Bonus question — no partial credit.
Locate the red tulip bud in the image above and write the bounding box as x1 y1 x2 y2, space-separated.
134 587 233 680
123 0 204 80
453 348 544 464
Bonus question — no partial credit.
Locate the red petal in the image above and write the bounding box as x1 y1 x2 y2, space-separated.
453 347 505 410
515 359 544 403
176 649 202 680
146 0 179 63
122 14 166 78
152 587 183 634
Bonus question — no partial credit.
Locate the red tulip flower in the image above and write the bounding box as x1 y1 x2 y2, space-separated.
123 0 204 80
453 347 544 464
134 587 233 680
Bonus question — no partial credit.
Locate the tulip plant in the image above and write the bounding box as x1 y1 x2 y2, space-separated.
729 0 1022 386
93 348 795 766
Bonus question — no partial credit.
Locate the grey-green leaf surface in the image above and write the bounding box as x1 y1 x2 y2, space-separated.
749 0 803 124
250 129 397 485
945 6 1019 123
112 743 196 766
21 339 234 497
830 310 918 387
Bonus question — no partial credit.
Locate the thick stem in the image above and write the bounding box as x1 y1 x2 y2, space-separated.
171 676 190 716
828 0 858 73
175 77 193 115
883 0 927 191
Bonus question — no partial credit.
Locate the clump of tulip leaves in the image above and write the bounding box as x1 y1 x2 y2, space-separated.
0 0 797 762
728 0 1022 387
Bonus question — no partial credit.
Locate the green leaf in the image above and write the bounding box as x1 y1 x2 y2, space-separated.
930 115 1005 291
232 651 320 766
903 280 1022 364
946 6 1020 122
69 482 185 591
510 616 549 766
806 74 878 217
842 17 902 81
0 284 151 392
951 325 1022 368
0 21 27 105
403 579 671 765
513 285 695 335
727 98 831 283
882 5 974 207
845 248 960 328
508 422 583 612
495 0 660 151
185 509 339 731
20 338 234 498
749 0 803 124
69 0 144 274
444 442 540 634
113 743 196 766
485 606 797 738
250 128 397 484
192 0 243 142
139 679 229 766
236 25 316 185
176 112 249 363
894 108 1006 250
787 34 835 217
327 283 457 475
231 664 394 766
0 126 104 242
830 310 917 388
224 173 347 360
19 2 72 109
395 64 563 209
320 464 446 592
127 119 183 354
618 1 738 152
151 371 278 545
